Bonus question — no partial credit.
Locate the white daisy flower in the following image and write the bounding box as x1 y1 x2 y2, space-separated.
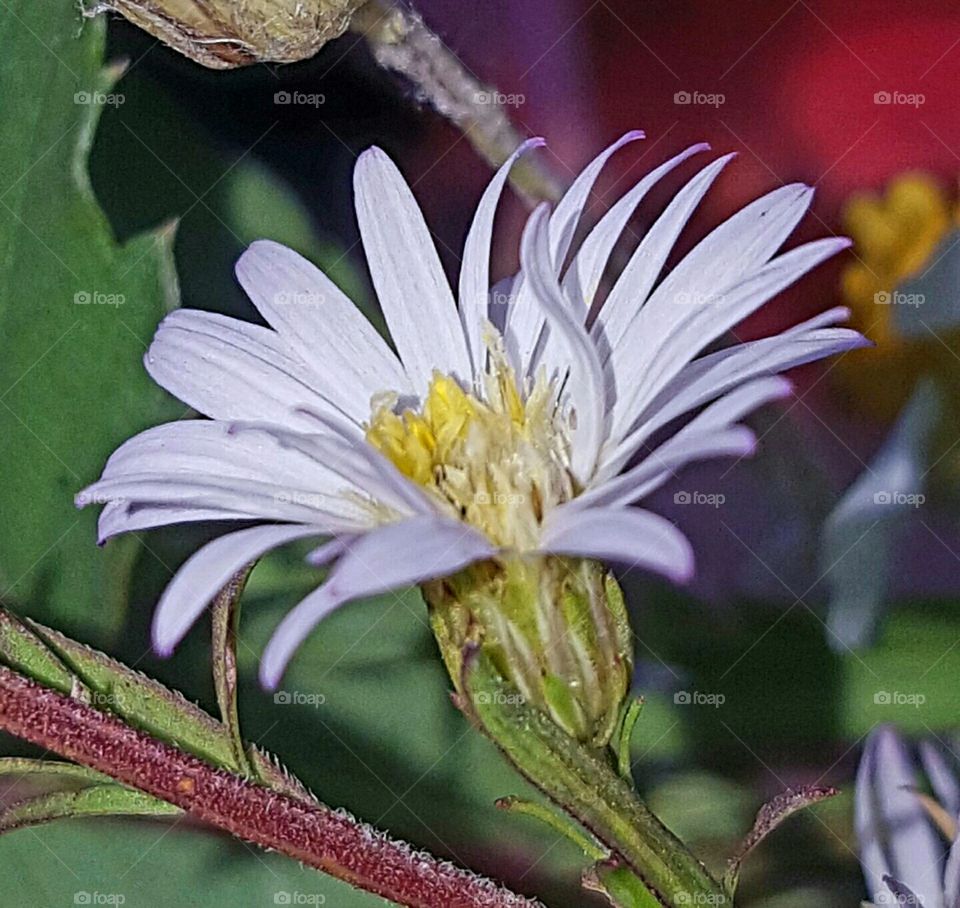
78 132 866 706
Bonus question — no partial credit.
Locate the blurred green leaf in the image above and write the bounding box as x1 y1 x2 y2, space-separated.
0 819 382 907
0 4 179 639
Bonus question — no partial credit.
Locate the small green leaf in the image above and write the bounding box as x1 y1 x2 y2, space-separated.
496 796 607 860
0 785 180 834
0 758 179 834
723 785 839 897
211 567 255 777
583 860 667 908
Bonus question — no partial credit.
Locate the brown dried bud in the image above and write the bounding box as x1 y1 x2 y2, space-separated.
83 0 368 69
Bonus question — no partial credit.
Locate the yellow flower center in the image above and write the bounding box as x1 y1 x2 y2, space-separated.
365 338 574 549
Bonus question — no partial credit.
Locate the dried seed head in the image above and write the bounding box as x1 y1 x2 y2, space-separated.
84 0 367 69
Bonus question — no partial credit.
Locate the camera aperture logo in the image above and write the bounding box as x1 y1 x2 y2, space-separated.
674 690 725 709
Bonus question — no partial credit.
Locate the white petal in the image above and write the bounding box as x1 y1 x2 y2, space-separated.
98 421 354 494
614 310 865 452
574 427 757 512
540 507 694 584
600 375 792 479
96 501 259 544
549 130 644 272
521 205 607 483
354 147 471 391
145 310 351 429
459 138 545 375
230 418 435 518
235 240 410 421
80 474 369 528
259 516 496 688
152 524 322 655
504 131 644 375
592 153 736 356
637 182 815 339
609 237 850 441
564 143 710 309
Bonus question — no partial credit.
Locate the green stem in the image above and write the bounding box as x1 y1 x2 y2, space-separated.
462 650 727 908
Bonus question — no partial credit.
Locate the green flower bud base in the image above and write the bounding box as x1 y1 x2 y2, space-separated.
423 556 633 747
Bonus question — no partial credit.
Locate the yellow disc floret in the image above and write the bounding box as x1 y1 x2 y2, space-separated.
366 334 575 549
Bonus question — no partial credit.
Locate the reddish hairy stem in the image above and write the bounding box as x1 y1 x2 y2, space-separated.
0 666 540 908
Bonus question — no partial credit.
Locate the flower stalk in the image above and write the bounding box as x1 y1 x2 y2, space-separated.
460 648 729 908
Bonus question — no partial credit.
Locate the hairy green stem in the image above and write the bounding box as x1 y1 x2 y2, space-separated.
462 652 728 907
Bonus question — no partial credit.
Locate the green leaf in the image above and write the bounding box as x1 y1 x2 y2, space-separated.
0 819 383 907
211 567 255 777
0 758 178 834
0 606 314 803
583 860 666 908
0 785 180 835
722 786 838 896
0 3 180 639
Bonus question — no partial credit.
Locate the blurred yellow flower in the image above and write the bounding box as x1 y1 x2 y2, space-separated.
836 174 959 420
